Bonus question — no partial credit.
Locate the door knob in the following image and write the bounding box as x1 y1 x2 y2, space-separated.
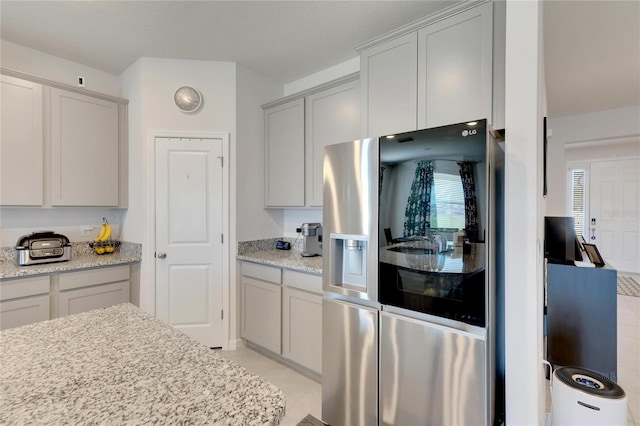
157 252 167 259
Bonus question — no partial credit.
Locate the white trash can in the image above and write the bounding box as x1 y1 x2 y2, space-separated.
552 366 626 425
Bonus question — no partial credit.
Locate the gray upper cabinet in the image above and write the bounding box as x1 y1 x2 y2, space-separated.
0 70 128 208
0 75 44 206
50 88 120 206
358 1 496 136
264 98 305 207
360 33 418 138
417 2 493 129
264 74 360 208
305 80 360 207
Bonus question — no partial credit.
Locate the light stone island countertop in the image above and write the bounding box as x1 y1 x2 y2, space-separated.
0 242 141 280
0 303 286 425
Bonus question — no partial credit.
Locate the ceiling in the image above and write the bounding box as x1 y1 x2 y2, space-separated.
1 1 639 118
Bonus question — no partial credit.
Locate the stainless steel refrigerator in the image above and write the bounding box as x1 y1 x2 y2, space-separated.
322 120 501 426
322 137 380 426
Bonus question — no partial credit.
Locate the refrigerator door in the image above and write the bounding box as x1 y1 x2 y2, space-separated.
380 311 488 426
323 138 378 302
322 298 378 426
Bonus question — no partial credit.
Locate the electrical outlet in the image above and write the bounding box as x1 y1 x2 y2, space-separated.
77 76 85 87
81 225 94 236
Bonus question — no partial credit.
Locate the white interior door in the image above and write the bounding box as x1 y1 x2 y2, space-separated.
590 158 640 273
155 137 224 347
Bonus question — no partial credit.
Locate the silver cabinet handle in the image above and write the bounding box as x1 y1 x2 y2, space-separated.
157 252 167 259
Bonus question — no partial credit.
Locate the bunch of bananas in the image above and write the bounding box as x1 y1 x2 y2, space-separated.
93 218 115 254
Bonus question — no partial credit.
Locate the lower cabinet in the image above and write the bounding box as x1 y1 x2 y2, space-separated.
0 275 50 330
58 264 130 317
0 264 131 330
241 274 282 354
282 286 322 373
241 261 323 376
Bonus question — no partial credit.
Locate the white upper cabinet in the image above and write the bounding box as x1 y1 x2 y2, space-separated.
417 2 493 128
359 1 495 135
0 71 128 208
264 98 305 207
263 74 360 208
0 75 43 206
50 88 120 206
360 33 418 138
305 80 360 207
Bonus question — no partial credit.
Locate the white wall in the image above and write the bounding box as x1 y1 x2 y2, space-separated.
283 57 359 97
236 65 284 242
504 1 546 424
119 57 237 315
0 41 125 246
546 106 640 215
1 40 121 97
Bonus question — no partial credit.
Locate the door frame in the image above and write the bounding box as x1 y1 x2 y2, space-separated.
148 130 230 349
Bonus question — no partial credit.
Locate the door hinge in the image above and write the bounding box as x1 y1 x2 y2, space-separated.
218 156 224 167
221 310 224 320
221 233 224 243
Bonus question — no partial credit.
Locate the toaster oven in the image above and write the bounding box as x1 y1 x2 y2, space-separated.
15 231 72 266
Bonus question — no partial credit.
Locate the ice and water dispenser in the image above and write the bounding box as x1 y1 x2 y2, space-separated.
329 234 368 290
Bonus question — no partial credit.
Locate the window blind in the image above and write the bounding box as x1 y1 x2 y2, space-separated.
571 169 586 237
432 172 465 229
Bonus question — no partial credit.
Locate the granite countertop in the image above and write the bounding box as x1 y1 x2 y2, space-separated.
237 238 322 274
0 242 141 280
0 303 286 425
379 242 485 274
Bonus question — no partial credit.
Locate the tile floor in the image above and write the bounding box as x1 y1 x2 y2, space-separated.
218 344 321 426
220 286 639 426
618 291 640 425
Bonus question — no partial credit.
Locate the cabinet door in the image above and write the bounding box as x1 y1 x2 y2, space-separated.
0 75 43 206
58 281 129 317
0 294 50 330
264 99 304 207
241 275 282 353
360 32 418 138
50 88 119 206
417 3 493 128
305 80 360 207
282 286 322 373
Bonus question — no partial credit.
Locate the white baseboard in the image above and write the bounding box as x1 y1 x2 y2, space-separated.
224 338 243 351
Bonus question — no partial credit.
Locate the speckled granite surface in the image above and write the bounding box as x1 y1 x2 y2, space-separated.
0 303 286 425
0 242 141 280
237 239 322 275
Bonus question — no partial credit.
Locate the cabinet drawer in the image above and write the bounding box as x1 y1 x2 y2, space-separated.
283 269 322 295
242 262 281 284
0 294 50 330
59 281 129 317
0 275 50 301
59 265 130 291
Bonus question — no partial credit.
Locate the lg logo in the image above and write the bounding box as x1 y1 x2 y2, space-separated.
462 129 477 137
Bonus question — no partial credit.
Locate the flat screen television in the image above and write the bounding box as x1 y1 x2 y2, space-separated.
544 216 582 265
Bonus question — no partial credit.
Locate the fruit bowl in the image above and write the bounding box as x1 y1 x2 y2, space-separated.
89 240 121 255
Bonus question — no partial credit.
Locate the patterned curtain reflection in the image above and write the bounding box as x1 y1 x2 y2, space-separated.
458 161 479 241
404 160 433 237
